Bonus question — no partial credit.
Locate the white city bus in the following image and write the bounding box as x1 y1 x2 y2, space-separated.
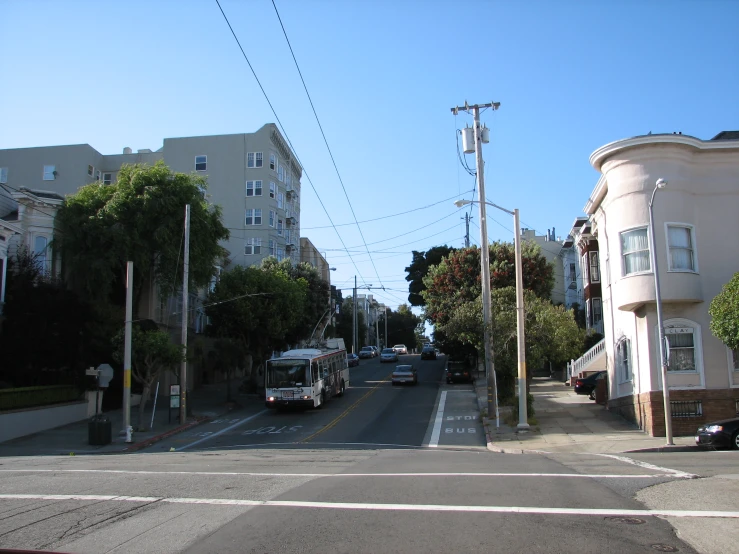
265 343 349 409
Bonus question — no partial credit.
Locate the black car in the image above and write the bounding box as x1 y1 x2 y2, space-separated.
446 360 473 383
695 417 739 450
421 345 436 360
347 353 360 367
573 371 606 400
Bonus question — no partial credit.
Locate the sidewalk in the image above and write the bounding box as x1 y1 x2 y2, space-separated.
0 380 254 457
475 377 697 454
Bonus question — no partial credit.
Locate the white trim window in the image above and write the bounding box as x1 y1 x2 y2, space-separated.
277 163 284 182
269 182 276 199
269 210 276 227
0 167 8 184
195 155 207 171
96 170 101 181
620 227 650 275
277 219 283 236
33 235 49 272
592 297 602 327
88 165 94 177
569 262 576 284
269 153 276 171
277 247 284 262
277 192 284 210
245 209 254 226
664 324 698 372
246 180 262 197
43 165 56 180
269 239 275 256
247 152 263 168
616 337 632 382
103 173 113 185
589 251 600 283
244 238 262 255
667 224 696 272
253 208 262 225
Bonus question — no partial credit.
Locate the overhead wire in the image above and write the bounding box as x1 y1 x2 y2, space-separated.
213 0 371 289
269 0 384 291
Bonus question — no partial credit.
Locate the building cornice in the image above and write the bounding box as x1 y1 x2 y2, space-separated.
584 175 607 215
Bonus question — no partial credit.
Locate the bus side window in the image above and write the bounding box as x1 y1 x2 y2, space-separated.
311 362 319 383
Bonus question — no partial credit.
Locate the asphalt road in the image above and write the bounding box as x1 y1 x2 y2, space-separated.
0 355 735 553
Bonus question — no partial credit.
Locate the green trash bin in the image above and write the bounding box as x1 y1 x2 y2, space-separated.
88 416 112 446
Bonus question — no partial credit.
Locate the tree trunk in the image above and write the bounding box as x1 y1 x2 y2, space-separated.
137 382 152 431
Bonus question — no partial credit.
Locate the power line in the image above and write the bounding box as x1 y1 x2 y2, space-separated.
269 0 384 291
213 0 371 289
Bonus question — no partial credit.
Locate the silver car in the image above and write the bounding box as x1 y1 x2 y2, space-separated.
380 348 399 363
391 364 417 386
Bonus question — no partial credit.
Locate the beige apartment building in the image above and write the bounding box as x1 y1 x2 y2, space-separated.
584 130 739 436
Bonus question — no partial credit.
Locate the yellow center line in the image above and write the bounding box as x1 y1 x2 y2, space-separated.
300 372 393 443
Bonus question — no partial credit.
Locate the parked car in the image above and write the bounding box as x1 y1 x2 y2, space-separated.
391 364 418 386
370 346 379 356
446 360 473 384
421 345 437 360
695 417 739 450
381 348 399 363
346 353 360 367
393 344 408 355
573 371 606 400
358 346 375 359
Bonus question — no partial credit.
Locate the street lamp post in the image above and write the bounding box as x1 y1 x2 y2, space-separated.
648 178 674 445
454 199 528 428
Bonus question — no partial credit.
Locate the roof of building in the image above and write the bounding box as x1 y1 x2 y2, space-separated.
711 131 739 141
20 188 64 201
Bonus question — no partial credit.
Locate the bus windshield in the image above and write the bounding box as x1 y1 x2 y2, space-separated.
266 359 310 388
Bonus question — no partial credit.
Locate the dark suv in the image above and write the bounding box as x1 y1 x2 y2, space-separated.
421 345 437 360
446 360 473 384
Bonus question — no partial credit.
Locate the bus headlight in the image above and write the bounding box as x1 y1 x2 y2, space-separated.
301 395 311 400
267 396 276 402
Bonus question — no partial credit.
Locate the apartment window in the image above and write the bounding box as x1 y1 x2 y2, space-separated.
277 248 284 262
277 219 283 236
33 235 48 271
582 253 589 282
247 152 263 168
254 208 262 225
667 225 695 271
270 182 276 199
589 251 600 282
269 210 275 227
665 325 697 372
269 239 275 256
277 163 284 182
245 209 254 226
269 153 276 171
0 167 8 184
286 172 291 187
244 238 262 255
592 298 602 326
285 229 290 243
43 165 56 180
277 192 284 210
87 165 94 177
195 155 207 171
620 227 650 275
569 263 576 283
616 337 631 382
103 173 113 185
96 170 101 181
246 180 262 197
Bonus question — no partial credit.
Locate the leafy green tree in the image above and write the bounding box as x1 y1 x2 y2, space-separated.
423 243 554 328
56 162 229 310
386 304 423 349
709 271 739 351
335 298 367 352
114 326 185 430
405 245 455 306
205 264 307 385
437 287 582 398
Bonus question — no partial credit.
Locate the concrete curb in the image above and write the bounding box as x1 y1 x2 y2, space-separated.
623 445 706 454
123 415 211 453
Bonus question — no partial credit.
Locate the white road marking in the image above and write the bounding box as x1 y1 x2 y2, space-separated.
595 453 697 479
428 390 447 447
1 494 737 518
178 410 268 451
0 469 683 479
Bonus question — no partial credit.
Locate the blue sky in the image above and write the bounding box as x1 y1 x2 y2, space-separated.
3 0 738 315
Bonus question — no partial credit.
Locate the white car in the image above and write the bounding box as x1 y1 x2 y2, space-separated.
381 348 399 363
391 364 418 386
393 344 408 355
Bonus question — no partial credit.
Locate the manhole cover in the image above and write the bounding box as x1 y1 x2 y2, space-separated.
607 517 646 525
651 545 679 552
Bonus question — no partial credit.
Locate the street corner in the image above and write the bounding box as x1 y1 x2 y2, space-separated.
124 415 212 453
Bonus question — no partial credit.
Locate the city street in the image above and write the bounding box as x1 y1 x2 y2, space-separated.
2 356 736 553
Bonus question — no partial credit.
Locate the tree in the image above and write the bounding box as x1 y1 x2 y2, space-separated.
205 264 307 386
405 246 455 306
386 304 423 349
114 325 185 430
56 162 229 310
423 243 554 329
709 271 739 351
436 287 583 398
334 298 367 352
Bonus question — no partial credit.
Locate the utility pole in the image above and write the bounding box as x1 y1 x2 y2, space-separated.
464 212 471 248
384 306 388 349
375 305 380 349
513 209 529 430
451 100 500 427
353 275 357 354
180 204 190 424
123 261 133 442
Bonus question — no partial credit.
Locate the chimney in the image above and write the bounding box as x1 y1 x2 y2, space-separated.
123 147 132 154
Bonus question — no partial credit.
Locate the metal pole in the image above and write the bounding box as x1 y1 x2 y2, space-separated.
384 306 388 349
375 306 380 349
648 182 673 445
465 213 470 248
514 209 529 429
150 381 160 430
353 276 357 353
123 261 133 440
180 204 190 424
472 105 498 428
